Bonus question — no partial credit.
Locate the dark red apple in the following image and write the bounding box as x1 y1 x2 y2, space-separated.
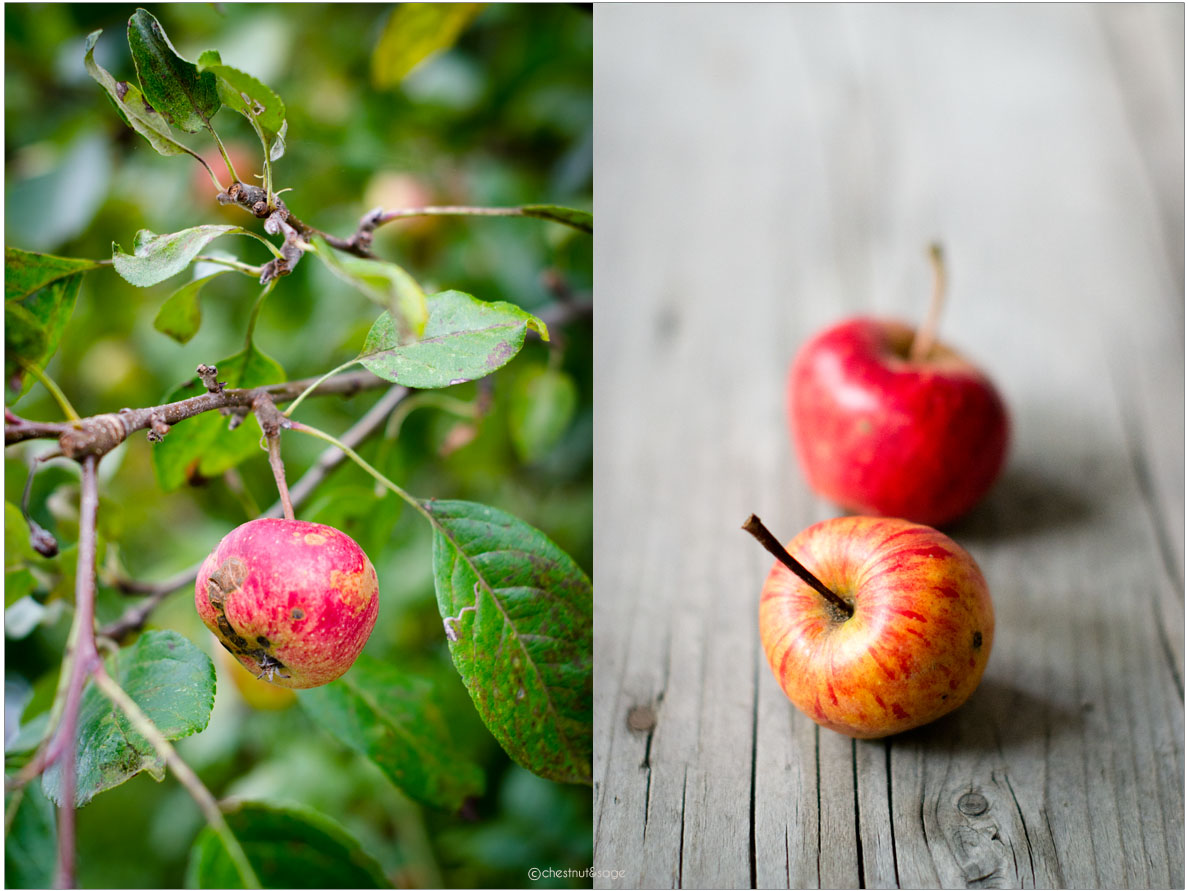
788 249 1008 526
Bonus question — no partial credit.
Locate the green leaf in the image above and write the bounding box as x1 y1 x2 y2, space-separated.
83 30 194 158
196 50 288 162
113 226 254 287
186 800 388 889
360 290 546 389
5 248 102 302
5 502 36 566
428 500 592 785
153 270 229 344
150 343 285 492
5 303 48 404
5 569 38 609
298 655 485 810
5 782 57 889
372 3 485 88
5 271 84 404
520 204 593 235
41 631 216 807
126 9 220 134
508 364 579 463
315 239 428 341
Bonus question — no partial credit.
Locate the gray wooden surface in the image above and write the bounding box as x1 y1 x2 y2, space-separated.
592 5 1184 889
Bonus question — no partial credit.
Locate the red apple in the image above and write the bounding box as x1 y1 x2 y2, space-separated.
746 514 994 738
195 518 379 689
789 247 1008 526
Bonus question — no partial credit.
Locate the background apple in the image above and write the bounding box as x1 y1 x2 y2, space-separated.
788 247 1009 527
745 513 994 738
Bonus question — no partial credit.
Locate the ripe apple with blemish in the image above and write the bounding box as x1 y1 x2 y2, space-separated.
744 514 993 738
195 518 379 689
788 245 1009 526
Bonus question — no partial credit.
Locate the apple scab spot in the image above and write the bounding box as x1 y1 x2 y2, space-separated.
303 533 327 546
291 607 305 620
973 630 983 649
330 567 378 616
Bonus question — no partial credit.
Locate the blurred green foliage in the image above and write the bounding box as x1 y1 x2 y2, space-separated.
4 3 592 887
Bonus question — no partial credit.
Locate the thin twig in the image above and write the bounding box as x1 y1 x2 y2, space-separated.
108 563 205 598
194 254 264 278
17 359 80 421
20 455 59 557
53 455 103 890
89 667 261 889
377 205 527 223
284 385 408 509
97 571 198 642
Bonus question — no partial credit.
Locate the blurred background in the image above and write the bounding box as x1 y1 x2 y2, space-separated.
6 3 591 887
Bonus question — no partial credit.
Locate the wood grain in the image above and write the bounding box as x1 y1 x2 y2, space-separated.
592 5 1183 888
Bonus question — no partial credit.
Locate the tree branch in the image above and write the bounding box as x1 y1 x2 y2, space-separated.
53 455 102 890
216 181 590 261
5 368 389 455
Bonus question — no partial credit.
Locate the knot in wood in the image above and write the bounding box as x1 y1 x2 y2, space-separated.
251 393 290 437
626 704 656 733
217 182 242 206
59 413 131 459
957 791 989 816
146 414 170 443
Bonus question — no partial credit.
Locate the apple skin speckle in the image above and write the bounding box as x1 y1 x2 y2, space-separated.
195 518 379 689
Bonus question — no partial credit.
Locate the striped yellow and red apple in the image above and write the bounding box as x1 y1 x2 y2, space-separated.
744 514 993 738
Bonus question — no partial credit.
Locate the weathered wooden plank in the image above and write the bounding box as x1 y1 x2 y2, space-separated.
855 740 899 889
1094 3 1185 300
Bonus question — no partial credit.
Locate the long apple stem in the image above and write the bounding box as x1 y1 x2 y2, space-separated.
908 242 946 363
742 514 853 618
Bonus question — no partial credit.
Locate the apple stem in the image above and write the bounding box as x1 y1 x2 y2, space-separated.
742 514 853 618
908 242 946 363
265 431 296 522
